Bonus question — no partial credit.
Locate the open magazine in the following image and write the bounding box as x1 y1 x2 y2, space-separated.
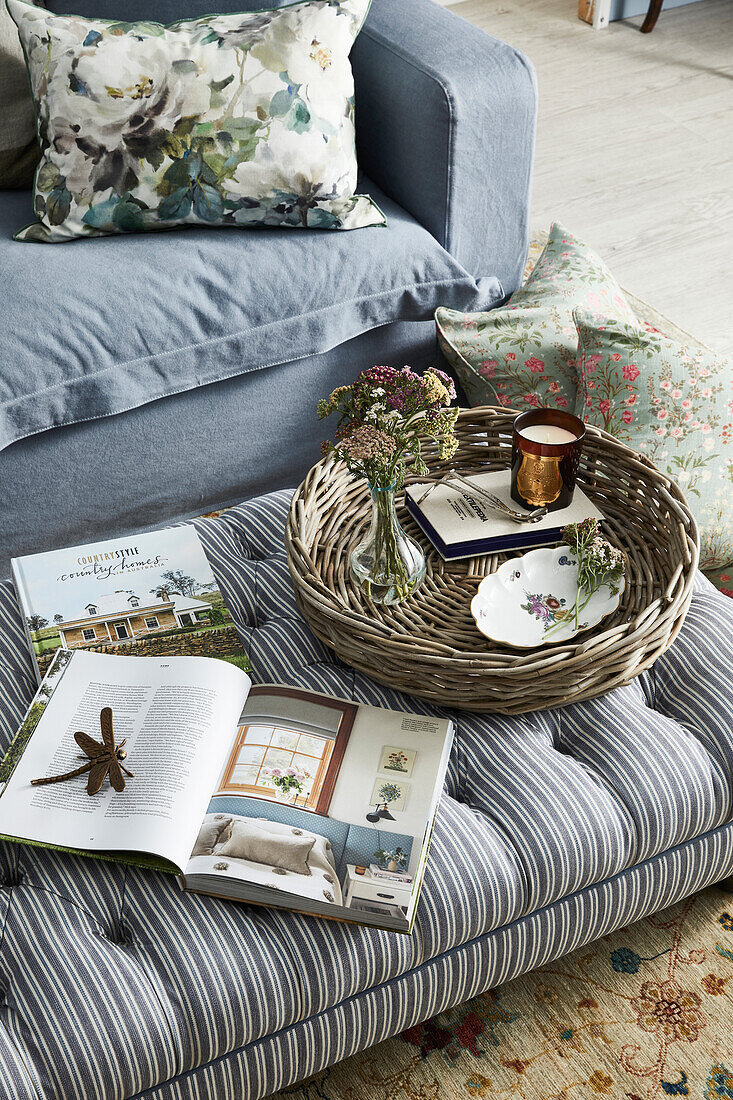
0 650 453 933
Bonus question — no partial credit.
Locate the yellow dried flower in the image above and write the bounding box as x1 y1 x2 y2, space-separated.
423 371 450 407
328 385 351 405
437 435 459 461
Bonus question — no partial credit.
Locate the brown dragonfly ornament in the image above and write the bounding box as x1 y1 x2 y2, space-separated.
32 707 133 796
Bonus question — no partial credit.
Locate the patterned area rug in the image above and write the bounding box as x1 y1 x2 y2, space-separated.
273 884 733 1100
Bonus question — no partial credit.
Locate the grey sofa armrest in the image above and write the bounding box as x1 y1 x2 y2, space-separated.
352 0 537 296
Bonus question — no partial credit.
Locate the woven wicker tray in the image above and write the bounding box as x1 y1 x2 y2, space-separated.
285 408 699 714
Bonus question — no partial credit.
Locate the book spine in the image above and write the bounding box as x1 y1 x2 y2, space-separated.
11 560 42 686
405 495 562 558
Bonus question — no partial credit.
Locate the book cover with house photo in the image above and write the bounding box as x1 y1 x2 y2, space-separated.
11 525 250 681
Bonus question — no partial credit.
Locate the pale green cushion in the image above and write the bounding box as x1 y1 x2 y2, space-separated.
435 222 636 412
573 309 733 574
8 0 385 241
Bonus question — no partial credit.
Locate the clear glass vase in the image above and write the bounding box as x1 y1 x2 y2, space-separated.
350 483 426 605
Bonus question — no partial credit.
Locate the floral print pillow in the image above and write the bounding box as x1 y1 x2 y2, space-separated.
435 222 636 412
8 0 385 242
574 309 733 574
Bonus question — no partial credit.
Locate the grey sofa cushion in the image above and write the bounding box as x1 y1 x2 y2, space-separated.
0 0 40 189
0 180 501 452
0 318 440 573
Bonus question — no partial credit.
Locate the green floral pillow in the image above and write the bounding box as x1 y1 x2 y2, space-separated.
7 0 385 241
574 309 733 573
435 222 636 412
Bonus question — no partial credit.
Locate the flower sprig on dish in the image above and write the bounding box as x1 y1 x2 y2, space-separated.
547 518 625 633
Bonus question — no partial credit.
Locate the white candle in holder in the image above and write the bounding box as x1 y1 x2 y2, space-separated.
518 423 578 445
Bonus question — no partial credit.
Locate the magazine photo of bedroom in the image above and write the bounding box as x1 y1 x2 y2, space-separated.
186 687 453 927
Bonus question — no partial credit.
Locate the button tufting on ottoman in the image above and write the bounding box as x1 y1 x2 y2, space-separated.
0 488 731 1100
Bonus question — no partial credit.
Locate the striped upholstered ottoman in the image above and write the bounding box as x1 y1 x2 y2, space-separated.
1 489 732 1100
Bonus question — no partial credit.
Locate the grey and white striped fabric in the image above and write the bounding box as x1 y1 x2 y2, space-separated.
0 488 731 1100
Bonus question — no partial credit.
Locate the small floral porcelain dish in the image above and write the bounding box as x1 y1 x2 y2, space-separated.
471 545 625 648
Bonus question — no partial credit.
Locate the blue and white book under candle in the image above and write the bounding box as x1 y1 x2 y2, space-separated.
405 470 604 560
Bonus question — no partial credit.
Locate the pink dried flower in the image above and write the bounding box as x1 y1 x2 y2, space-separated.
318 362 458 486
338 425 397 463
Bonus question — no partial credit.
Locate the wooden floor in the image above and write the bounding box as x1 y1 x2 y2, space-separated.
445 0 733 355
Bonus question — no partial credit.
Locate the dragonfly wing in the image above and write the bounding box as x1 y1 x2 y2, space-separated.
75 731 107 758
100 707 115 753
108 754 126 793
87 759 111 795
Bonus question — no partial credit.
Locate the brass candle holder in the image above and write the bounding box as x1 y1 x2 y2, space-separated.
511 409 585 512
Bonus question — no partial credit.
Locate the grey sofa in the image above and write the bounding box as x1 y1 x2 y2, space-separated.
0 0 536 573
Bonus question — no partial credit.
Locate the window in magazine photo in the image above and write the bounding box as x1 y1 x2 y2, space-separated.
216 689 356 814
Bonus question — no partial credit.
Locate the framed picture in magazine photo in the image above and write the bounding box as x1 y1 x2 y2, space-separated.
378 746 417 777
369 776 410 813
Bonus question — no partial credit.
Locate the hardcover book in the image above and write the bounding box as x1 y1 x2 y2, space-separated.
405 470 604 560
11 526 250 682
0 650 453 933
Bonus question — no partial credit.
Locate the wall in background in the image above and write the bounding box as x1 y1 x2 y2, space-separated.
327 706 447 876
609 0 704 21
438 0 706 25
